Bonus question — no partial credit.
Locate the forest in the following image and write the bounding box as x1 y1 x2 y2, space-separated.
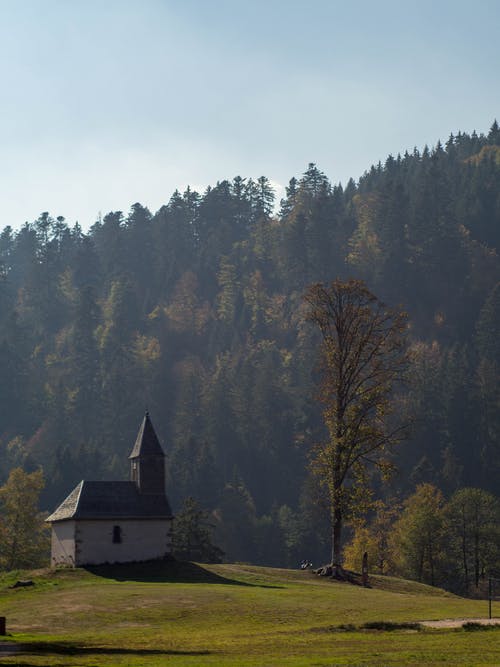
0 122 499 591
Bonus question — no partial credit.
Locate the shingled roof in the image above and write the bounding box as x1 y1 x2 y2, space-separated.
129 412 165 459
46 480 172 523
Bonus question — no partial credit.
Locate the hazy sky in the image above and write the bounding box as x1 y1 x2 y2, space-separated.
1 0 499 229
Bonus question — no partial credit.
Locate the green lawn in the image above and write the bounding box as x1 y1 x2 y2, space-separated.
0 561 498 666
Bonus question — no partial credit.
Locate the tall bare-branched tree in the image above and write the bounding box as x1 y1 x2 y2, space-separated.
304 279 409 572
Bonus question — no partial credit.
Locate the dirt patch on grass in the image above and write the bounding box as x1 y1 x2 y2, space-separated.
421 617 500 628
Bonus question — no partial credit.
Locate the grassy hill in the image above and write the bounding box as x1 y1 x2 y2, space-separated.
0 561 499 666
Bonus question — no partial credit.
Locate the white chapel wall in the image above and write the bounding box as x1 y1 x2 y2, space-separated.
75 519 173 566
51 520 76 566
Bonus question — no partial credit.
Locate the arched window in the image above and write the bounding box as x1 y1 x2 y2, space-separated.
112 525 122 544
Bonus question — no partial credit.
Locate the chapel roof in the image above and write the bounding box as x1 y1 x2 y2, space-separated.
128 411 165 459
46 480 172 523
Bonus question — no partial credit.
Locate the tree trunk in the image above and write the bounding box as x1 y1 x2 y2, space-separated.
474 529 480 588
426 529 435 586
331 507 343 576
461 512 469 591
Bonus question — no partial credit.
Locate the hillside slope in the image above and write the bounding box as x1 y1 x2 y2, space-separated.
0 562 499 666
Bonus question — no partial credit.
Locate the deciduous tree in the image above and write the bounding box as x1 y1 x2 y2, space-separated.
390 483 446 586
0 467 49 571
446 487 500 590
303 279 409 571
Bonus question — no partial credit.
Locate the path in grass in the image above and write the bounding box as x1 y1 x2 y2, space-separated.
421 618 500 628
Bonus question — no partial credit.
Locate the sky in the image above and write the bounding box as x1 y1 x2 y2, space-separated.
1 0 499 229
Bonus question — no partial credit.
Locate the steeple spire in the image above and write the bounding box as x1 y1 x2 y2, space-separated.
129 412 166 495
129 412 165 460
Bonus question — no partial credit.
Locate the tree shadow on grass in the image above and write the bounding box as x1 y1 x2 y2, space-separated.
84 559 281 588
0 641 213 666
0 640 213 665
20 642 211 655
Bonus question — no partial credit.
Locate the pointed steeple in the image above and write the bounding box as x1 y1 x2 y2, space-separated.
129 411 165 460
129 412 166 495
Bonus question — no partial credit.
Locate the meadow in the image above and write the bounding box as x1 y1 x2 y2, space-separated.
0 561 498 667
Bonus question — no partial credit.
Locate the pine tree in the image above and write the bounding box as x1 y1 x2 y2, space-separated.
172 496 223 563
487 119 500 145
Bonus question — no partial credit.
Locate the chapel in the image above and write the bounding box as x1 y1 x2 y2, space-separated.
46 412 173 566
